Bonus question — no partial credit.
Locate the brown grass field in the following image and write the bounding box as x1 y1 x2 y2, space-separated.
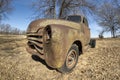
0 35 120 80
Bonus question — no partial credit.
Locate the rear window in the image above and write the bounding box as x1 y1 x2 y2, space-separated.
83 18 88 27
67 16 81 23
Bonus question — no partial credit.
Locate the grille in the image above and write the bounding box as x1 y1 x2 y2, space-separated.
27 28 44 55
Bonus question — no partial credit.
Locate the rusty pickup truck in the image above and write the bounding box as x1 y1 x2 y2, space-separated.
26 15 96 73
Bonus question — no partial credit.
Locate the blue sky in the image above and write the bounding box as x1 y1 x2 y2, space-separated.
2 0 111 38
2 0 32 31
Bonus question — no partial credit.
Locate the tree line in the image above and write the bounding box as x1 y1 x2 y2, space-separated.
0 24 26 35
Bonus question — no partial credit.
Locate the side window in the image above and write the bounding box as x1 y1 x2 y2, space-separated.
66 16 81 23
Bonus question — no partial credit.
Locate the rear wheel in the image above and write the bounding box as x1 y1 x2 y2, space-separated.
90 39 96 48
58 44 79 73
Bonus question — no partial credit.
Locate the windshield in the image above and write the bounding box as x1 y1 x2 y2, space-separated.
67 16 81 23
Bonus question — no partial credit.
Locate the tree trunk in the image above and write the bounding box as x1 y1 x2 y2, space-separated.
58 0 65 18
111 26 116 38
53 0 56 18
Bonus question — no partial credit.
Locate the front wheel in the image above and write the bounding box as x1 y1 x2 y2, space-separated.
57 44 79 73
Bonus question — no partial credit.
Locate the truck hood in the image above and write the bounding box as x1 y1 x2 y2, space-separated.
27 19 80 33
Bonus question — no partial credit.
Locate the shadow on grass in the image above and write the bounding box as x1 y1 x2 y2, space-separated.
31 55 55 70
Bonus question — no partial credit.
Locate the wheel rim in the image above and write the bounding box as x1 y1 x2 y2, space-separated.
66 50 77 69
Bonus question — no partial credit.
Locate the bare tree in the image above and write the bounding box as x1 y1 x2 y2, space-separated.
95 2 120 38
0 24 11 34
58 0 95 18
0 0 13 21
32 0 56 19
114 0 120 35
0 24 5 34
32 0 95 19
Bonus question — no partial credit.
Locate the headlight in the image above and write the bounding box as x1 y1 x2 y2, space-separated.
44 26 52 43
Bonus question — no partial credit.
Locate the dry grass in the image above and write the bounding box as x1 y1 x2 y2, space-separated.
0 35 120 80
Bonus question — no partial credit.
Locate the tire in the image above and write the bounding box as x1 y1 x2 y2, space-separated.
57 44 79 73
90 39 96 48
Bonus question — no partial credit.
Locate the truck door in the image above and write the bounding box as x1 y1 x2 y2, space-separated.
82 17 90 45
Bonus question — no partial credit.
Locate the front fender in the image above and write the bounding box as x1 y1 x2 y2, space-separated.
44 24 80 68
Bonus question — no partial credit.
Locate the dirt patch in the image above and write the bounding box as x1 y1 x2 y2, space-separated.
0 35 120 80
